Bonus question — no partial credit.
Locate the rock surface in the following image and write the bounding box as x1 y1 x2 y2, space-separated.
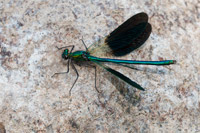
0 0 199 132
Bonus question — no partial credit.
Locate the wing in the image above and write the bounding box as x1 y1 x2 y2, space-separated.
90 59 145 91
88 12 152 57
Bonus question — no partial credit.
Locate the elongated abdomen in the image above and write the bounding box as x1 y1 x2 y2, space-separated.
88 55 176 65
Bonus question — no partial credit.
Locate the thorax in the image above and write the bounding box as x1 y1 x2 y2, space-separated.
69 51 89 61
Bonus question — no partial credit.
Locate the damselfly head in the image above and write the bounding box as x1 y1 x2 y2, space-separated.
62 49 69 60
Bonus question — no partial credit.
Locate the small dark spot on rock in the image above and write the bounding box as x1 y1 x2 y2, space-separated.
17 21 24 28
0 47 11 57
69 119 79 129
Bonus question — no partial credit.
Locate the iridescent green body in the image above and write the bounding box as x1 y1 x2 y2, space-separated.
63 49 176 65
56 12 176 94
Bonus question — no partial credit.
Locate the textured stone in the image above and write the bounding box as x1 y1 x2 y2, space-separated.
0 0 199 132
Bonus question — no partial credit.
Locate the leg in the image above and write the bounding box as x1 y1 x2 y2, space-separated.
69 61 79 95
51 71 68 77
93 65 100 93
69 45 74 54
80 36 88 51
66 58 70 73
55 45 74 51
56 45 75 56
52 45 74 77
51 59 71 77
84 64 100 93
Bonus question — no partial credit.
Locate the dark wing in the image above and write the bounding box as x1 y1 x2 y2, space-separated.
90 59 145 91
88 12 152 57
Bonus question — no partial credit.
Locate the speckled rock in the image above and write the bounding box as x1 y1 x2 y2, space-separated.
0 0 199 132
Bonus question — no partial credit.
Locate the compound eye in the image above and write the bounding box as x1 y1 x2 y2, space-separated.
64 49 68 54
62 49 69 60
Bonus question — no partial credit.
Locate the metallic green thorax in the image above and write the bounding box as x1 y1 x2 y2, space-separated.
67 50 89 61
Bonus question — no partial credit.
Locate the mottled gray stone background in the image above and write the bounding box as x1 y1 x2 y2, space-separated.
0 0 199 132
